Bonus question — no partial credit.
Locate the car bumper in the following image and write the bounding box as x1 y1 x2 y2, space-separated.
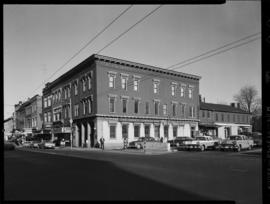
219 145 237 150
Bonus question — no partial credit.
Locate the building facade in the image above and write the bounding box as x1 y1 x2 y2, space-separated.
42 54 201 149
14 95 43 135
4 117 14 141
199 101 252 139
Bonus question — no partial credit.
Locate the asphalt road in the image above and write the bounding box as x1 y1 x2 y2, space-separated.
4 148 262 203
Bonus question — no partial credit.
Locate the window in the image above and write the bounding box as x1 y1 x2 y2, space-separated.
164 125 168 138
216 113 218 121
134 79 139 91
64 88 67 99
134 99 139 114
82 101 86 115
180 104 185 116
67 105 70 118
44 113 47 123
188 88 193 99
82 78 86 92
48 112 51 122
88 76 92 90
172 103 177 116
221 114 224 122
134 125 140 138
189 106 192 117
173 126 177 137
74 104 79 117
171 84 176 96
121 76 128 90
108 73 116 88
58 90 61 102
53 107 62 121
154 125 160 138
122 98 127 113
153 80 160 94
180 85 186 97
44 98 48 108
109 97 115 113
67 86 71 98
110 124 116 139
237 115 240 123
145 102 149 114
154 101 159 115
74 81 78 95
163 104 167 115
88 98 92 114
207 111 210 118
48 96 51 106
227 114 230 122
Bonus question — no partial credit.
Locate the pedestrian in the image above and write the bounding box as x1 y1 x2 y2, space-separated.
100 137 105 150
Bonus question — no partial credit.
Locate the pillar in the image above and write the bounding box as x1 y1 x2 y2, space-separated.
75 124 79 147
103 120 109 141
87 123 91 148
218 126 225 139
160 122 164 139
116 122 122 140
81 123 85 147
140 123 145 137
168 123 173 140
150 123 155 138
184 123 191 137
128 123 134 141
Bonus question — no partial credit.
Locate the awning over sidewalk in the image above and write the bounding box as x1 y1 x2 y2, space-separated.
199 123 218 128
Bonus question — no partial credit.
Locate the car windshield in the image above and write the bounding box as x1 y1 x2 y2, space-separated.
195 137 206 140
229 136 241 140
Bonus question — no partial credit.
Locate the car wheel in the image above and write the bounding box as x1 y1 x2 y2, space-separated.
248 145 252 150
200 145 205 151
136 144 140 149
236 145 241 152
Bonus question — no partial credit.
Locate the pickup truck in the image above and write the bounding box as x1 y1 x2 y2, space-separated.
183 136 217 151
219 135 254 152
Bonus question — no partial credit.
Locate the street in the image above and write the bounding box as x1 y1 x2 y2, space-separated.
4 148 261 203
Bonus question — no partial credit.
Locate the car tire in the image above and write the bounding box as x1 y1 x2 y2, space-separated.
136 144 140 149
200 145 205 151
236 145 241 152
248 145 252 150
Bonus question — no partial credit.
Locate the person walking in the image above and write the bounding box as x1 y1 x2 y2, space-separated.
100 137 105 150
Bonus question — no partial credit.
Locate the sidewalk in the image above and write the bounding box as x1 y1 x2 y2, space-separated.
56 146 175 155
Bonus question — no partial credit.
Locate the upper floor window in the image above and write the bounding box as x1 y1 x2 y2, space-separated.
172 103 177 116
202 110 205 117
133 76 140 91
180 84 186 97
227 114 230 122
122 98 127 113
233 114 235 122
48 112 51 122
207 111 210 118
221 113 224 122
48 96 52 107
82 101 86 115
188 88 193 99
108 72 116 88
180 103 185 116
82 78 86 92
74 81 78 95
121 77 127 90
153 79 160 94
58 90 61 102
109 96 116 113
145 102 150 114
163 104 167 115
134 99 139 114
88 97 93 114
216 113 218 121
44 98 48 108
74 104 79 117
67 86 71 98
189 106 195 118
88 74 92 90
44 113 48 123
53 107 62 121
171 83 177 96
154 101 160 115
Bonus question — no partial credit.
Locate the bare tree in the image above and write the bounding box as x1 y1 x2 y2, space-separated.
233 85 260 114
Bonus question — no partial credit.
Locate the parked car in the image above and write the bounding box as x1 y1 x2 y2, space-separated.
129 137 157 149
31 140 41 148
38 140 55 149
219 135 254 152
168 137 193 148
183 136 216 151
22 141 33 148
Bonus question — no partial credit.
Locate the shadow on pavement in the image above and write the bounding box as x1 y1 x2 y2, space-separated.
5 149 214 201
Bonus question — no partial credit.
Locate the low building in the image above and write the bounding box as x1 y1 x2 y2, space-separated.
42 54 201 149
4 117 14 141
199 101 252 139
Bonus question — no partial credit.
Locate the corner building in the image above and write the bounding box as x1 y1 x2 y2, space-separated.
42 54 201 149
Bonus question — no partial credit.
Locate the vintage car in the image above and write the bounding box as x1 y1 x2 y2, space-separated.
182 136 216 151
38 140 56 149
128 137 157 149
168 137 194 149
219 135 254 151
22 141 33 148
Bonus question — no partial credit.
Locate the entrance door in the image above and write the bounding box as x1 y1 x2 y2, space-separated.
122 124 128 139
164 125 169 138
145 125 150 138
191 126 195 138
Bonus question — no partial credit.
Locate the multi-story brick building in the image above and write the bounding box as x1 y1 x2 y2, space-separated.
14 95 43 135
42 54 201 149
199 100 252 139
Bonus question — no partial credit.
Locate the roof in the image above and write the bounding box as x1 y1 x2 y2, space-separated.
200 102 250 114
44 54 201 91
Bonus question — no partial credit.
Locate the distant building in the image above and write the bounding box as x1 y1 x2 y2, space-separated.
4 117 14 141
199 100 252 139
42 54 201 149
14 95 43 136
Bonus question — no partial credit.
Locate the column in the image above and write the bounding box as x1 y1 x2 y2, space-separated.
87 123 91 148
128 123 134 141
140 123 145 137
160 122 164 139
150 123 155 138
168 123 173 140
81 123 85 147
184 123 191 137
116 122 122 141
103 120 109 141
96 119 103 142
75 124 79 147
218 126 225 139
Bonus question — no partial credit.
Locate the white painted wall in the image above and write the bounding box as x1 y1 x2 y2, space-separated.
116 122 122 140
150 123 155 138
140 123 145 137
218 126 225 139
231 126 238 135
160 123 164 138
184 123 191 137
168 123 173 140
128 123 135 141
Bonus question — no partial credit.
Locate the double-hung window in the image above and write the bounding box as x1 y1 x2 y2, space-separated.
154 101 159 115
109 96 116 113
153 79 160 94
121 74 128 90
134 99 139 114
171 83 177 96
163 104 167 115
108 72 116 88
172 103 177 116
74 81 78 95
145 102 149 114
122 98 127 113
109 124 116 139
180 84 186 97
188 87 193 99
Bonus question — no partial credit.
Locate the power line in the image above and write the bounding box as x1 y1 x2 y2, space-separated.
29 5 134 96
96 5 163 54
167 32 261 69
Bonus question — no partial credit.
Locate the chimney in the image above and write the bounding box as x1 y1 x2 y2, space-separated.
230 103 235 108
237 103 240 109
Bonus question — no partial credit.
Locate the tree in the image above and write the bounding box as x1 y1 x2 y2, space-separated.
233 85 261 114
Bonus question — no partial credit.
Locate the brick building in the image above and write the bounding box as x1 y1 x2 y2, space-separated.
14 95 43 135
42 54 201 149
199 100 252 139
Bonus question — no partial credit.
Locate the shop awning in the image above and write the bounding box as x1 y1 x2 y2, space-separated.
199 123 218 128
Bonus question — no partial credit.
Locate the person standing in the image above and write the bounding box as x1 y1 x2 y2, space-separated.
100 137 105 150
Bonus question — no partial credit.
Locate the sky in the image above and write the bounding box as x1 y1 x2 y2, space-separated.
4 2 261 119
